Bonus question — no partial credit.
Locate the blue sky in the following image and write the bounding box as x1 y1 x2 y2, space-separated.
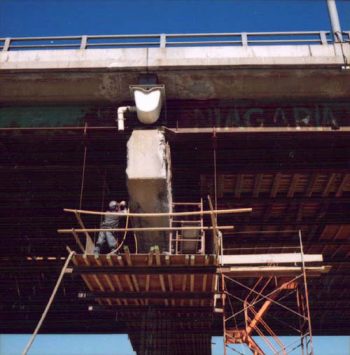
1 334 350 355
0 0 349 37
1 1 350 354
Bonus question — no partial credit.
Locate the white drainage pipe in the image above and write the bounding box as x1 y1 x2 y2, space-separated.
117 106 136 131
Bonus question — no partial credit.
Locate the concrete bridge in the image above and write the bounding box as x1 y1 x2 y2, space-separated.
1 31 349 104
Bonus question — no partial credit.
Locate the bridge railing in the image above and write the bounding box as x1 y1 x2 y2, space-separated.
0 31 349 51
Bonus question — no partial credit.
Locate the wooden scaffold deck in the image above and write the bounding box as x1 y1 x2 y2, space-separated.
22 201 330 355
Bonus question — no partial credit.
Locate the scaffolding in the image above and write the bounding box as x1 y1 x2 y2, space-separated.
23 201 329 355
219 230 319 355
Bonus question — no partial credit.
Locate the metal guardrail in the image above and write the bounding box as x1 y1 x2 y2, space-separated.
0 31 349 51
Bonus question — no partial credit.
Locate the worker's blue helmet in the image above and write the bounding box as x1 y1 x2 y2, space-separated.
109 200 118 210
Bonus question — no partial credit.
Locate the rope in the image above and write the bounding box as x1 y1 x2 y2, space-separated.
79 123 88 210
213 128 218 210
22 251 75 355
133 233 138 254
109 212 130 254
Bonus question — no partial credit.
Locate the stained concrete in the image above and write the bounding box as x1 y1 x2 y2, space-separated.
0 43 349 104
126 129 172 253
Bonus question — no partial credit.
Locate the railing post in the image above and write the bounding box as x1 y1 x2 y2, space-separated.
3 38 11 51
320 31 328 45
160 33 166 48
345 31 350 43
241 32 248 47
80 35 88 50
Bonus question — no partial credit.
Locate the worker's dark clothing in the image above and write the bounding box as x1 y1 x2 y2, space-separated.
94 211 120 255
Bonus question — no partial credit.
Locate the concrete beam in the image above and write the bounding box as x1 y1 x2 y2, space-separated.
0 44 349 104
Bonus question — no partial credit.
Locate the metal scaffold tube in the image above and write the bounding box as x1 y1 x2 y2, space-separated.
327 0 343 42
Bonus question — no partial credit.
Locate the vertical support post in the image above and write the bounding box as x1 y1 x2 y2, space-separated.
297 287 306 355
207 196 219 258
241 32 248 47
299 229 314 355
320 31 328 45
80 35 88 49
212 128 218 210
79 122 88 210
200 198 205 254
327 0 343 42
3 38 11 51
160 34 166 48
221 273 227 355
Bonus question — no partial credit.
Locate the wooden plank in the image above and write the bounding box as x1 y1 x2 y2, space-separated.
200 255 209 307
235 174 243 199
145 251 153 306
219 253 323 265
72 255 94 292
334 225 345 240
253 174 263 198
154 246 167 306
305 173 318 197
181 255 190 306
82 255 107 305
287 174 299 198
117 255 134 293
58 225 235 234
270 173 281 198
83 256 105 292
165 255 175 306
74 212 94 254
263 204 273 222
123 247 142 306
106 255 123 305
190 255 195 306
64 207 252 218
221 265 331 277
296 203 304 223
322 173 337 197
336 174 349 197
71 230 85 253
95 256 119 306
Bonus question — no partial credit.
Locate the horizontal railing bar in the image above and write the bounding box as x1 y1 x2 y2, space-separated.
165 31 330 37
242 31 330 36
58 225 234 233
72 265 217 274
64 207 252 217
247 39 323 43
0 31 333 43
87 42 159 47
87 34 161 39
9 44 80 49
1 30 344 52
1 35 82 41
166 40 242 45
79 291 214 299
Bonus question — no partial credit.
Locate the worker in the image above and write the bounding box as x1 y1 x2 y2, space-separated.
94 200 126 255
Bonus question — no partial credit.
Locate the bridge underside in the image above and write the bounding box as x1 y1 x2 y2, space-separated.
1 43 350 340
1 123 349 336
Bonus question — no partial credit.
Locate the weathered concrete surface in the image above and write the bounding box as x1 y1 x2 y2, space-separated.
126 129 172 253
0 44 349 103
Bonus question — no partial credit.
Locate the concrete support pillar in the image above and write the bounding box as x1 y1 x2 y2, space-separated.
126 129 172 253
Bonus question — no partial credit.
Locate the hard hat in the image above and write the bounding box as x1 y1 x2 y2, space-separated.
109 200 118 210
119 200 126 207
